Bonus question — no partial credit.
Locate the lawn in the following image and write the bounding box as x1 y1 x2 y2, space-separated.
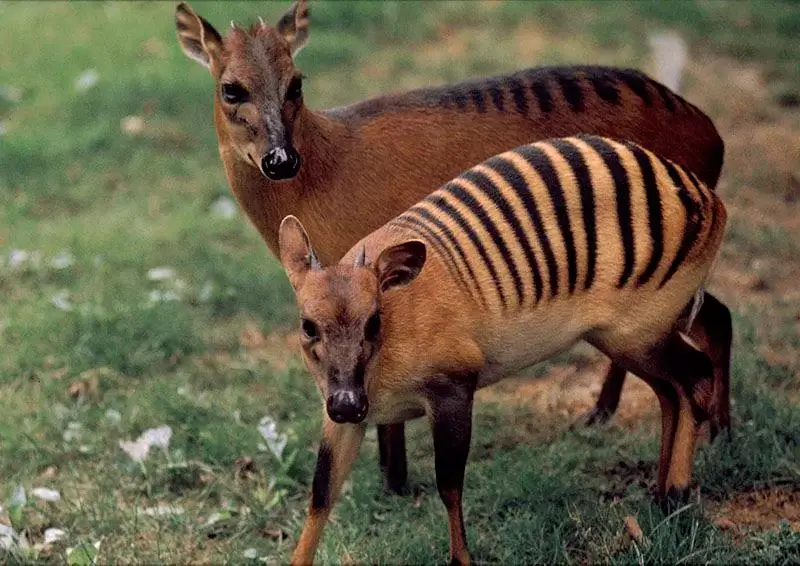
1 1 798 564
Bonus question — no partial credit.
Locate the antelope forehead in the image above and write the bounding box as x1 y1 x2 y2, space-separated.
224 34 292 82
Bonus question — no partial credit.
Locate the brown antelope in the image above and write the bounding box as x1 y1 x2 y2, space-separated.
174 0 732 497
279 134 729 565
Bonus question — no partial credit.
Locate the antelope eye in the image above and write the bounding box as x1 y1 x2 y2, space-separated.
221 82 249 104
365 312 381 341
301 318 319 341
286 76 303 101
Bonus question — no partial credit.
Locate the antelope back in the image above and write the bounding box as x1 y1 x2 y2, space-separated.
176 3 724 267
389 134 726 317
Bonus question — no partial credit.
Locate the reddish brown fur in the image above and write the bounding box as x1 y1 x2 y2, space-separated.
175 0 730 502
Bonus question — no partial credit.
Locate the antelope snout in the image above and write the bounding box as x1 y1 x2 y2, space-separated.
260 146 301 181
326 389 368 424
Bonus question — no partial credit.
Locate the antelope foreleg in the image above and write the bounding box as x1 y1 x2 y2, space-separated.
291 416 366 566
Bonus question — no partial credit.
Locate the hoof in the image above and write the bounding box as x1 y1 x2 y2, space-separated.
709 415 732 444
449 553 471 566
573 406 614 429
661 486 690 514
382 477 409 496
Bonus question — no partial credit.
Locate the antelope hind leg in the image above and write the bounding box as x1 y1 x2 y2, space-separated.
575 362 627 427
581 291 731 435
680 292 733 440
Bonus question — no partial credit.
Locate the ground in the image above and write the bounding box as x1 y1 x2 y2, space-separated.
0 1 798 565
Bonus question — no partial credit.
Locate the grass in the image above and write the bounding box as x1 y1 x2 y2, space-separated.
1 1 799 564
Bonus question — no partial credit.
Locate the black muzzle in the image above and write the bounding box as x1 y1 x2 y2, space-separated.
260 147 301 180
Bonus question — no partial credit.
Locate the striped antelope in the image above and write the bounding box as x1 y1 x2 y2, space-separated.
174 0 731 496
279 135 729 565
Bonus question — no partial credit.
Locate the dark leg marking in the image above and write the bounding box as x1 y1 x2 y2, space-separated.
581 136 635 288
377 424 408 495
311 440 333 510
426 376 476 566
550 138 597 290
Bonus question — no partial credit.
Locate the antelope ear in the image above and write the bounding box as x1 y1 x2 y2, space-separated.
376 240 427 293
175 2 224 72
276 0 310 56
279 215 319 289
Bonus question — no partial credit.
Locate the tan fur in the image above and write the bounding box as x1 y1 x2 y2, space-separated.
279 135 727 563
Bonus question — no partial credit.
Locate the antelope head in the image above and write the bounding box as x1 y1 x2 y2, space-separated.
175 0 309 181
278 215 427 424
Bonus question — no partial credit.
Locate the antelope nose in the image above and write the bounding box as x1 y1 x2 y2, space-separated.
260 147 301 181
326 390 369 424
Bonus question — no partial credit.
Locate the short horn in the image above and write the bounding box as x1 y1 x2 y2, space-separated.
354 245 366 268
309 247 321 270
258 16 267 29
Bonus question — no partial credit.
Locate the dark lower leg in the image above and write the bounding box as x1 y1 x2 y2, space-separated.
428 376 475 566
580 362 627 426
694 293 733 439
377 423 408 494
292 418 366 565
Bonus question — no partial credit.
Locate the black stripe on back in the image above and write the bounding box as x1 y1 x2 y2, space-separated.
626 143 664 286
506 77 529 115
581 136 636 288
530 79 553 113
483 157 545 304
469 88 487 113
617 70 652 106
659 160 703 288
683 167 714 243
458 169 530 306
426 193 509 308
405 206 489 310
517 145 579 294
685 169 709 207
556 72 584 112
443 181 515 309
503 154 560 298
587 72 621 105
651 80 677 112
392 216 472 298
487 80 505 112
549 139 597 290
444 88 469 111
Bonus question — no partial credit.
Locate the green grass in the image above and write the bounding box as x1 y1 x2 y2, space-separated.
1 1 799 564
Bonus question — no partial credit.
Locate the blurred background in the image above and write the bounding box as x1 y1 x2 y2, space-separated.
1 1 798 564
